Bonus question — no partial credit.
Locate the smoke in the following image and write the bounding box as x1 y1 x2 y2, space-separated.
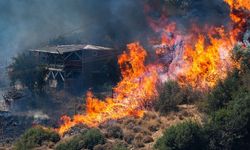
0 0 149 86
145 0 231 33
0 0 148 61
0 0 234 86
0 0 233 62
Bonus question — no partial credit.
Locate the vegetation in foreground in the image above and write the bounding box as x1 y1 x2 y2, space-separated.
55 128 105 150
154 121 205 150
14 126 60 150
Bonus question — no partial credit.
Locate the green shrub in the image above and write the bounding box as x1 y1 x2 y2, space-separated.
154 81 183 114
233 45 250 71
55 135 83 150
155 81 199 114
56 128 105 150
207 45 250 113
14 126 60 150
154 121 205 150
207 70 239 112
84 128 106 149
205 90 250 149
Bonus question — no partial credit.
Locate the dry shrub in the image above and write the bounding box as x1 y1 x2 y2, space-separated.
134 133 144 143
93 144 105 150
143 111 157 121
133 141 145 148
106 125 124 139
123 117 136 126
127 122 135 130
94 141 128 150
144 119 161 132
123 130 135 144
132 126 143 133
140 128 152 136
143 135 154 143
131 133 146 149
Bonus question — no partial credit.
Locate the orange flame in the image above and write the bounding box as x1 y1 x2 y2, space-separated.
58 43 159 135
171 0 250 89
145 1 249 90
177 27 237 89
57 1 250 134
224 0 250 10
224 0 250 38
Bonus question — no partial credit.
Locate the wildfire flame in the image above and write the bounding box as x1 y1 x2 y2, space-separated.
58 43 159 135
174 26 237 89
146 0 249 90
224 0 250 38
57 0 250 134
224 0 250 10
175 0 250 89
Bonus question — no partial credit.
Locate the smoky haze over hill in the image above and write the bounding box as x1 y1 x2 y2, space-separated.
0 0 148 61
0 0 231 60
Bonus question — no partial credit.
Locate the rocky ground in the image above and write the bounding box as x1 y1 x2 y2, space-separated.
0 111 33 147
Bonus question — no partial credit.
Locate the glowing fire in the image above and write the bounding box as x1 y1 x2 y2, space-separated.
173 0 250 89
224 0 250 38
177 28 237 89
57 1 250 134
149 24 238 89
145 1 248 89
58 43 159 135
224 0 250 10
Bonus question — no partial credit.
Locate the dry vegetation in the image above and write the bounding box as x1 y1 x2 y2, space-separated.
1 104 203 150
51 104 203 150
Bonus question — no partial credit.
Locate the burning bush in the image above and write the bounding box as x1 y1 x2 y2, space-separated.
56 128 105 150
154 121 205 150
14 126 60 150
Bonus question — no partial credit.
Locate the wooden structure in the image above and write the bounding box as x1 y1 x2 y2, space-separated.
30 44 116 89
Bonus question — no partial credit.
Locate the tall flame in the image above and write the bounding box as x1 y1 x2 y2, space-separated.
145 1 248 89
57 1 250 134
175 27 237 89
58 43 159 135
173 0 250 89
